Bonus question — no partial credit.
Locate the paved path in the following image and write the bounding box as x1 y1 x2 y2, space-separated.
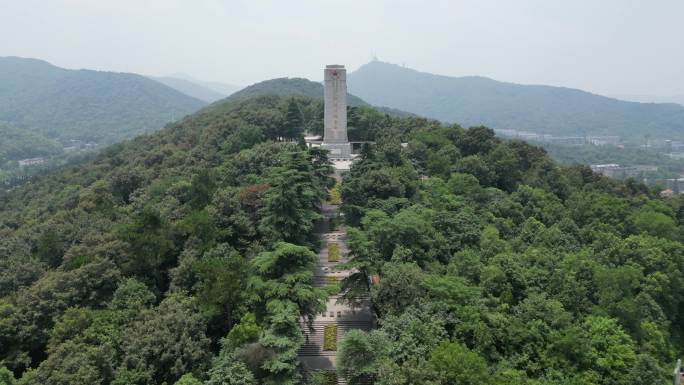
298 199 374 379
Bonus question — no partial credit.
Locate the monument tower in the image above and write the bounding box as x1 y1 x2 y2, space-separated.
322 65 351 157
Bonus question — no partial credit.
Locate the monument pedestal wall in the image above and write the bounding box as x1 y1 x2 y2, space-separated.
321 142 352 158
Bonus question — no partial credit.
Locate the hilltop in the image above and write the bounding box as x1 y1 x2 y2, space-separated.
0 91 681 384
0 57 206 144
227 77 415 119
347 61 684 142
227 77 367 107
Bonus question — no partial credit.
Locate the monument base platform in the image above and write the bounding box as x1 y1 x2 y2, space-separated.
321 142 352 158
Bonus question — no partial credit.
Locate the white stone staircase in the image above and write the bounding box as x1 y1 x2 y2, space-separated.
298 197 374 383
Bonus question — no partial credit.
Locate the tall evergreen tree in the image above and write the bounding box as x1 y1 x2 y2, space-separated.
282 98 303 140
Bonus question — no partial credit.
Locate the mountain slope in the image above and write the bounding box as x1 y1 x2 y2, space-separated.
347 61 684 142
0 57 206 144
166 73 241 97
150 76 228 102
612 94 684 106
0 123 62 162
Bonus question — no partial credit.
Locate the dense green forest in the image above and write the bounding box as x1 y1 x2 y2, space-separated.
0 57 205 144
336 125 684 384
348 61 684 142
1 92 683 385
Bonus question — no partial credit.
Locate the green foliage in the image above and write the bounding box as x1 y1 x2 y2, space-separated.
308 370 337 385
0 367 15 385
259 151 324 245
329 181 341 205
193 244 249 335
428 342 488 385
339 128 681 384
19 340 114 385
206 353 256 385
118 294 210 385
225 313 261 350
2 87 683 385
173 373 202 385
338 329 391 384
323 325 337 351
248 242 325 384
110 278 156 311
0 123 62 163
282 98 304 140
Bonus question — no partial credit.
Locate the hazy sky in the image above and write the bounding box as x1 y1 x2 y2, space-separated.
1 0 682 96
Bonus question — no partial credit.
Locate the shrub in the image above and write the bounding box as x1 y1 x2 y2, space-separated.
323 325 337 351
322 370 337 385
323 283 340 296
328 242 340 262
329 182 341 205
309 370 337 385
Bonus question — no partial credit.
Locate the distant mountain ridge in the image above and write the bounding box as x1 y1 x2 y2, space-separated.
347 61 684 142
150 76 228 103
611 94 684 107
0 56 206 144
167 73 241 97
151 74 241 102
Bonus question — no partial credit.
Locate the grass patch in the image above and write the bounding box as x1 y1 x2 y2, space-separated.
328 242 340 262
323 324 337 351
325 276 338 285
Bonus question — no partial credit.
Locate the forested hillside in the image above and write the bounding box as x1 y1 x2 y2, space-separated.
227 78 367 107
0 91 682 384
0 123 63 163
0 57 206 144
228 77 414 120
347 61 684 142
336 125 684 384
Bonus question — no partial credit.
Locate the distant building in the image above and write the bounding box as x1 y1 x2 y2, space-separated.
590 163 656 180
586 136 621 146
542 135 585 145
661 189 675 198
590 164 623 177
18 157 46 167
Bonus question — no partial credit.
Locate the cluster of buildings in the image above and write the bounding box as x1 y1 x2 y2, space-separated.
494 128 621 147
590 164 658 179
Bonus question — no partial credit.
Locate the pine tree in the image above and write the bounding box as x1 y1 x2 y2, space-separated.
282 99 303 140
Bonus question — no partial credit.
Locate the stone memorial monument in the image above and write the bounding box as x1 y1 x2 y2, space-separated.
322 65 352 158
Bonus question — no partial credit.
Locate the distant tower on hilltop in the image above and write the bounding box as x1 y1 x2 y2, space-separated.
322 65 351 158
